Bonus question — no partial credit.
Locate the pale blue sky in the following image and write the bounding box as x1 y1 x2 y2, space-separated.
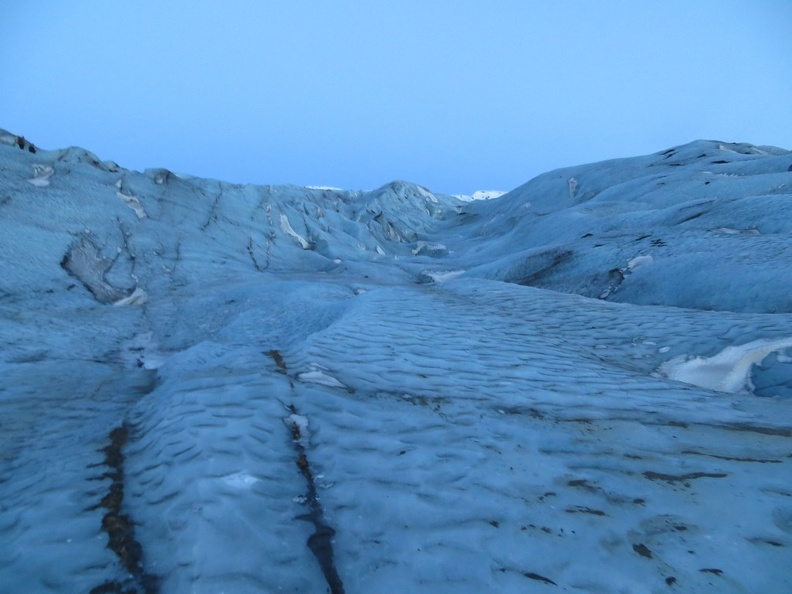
2 1 791 194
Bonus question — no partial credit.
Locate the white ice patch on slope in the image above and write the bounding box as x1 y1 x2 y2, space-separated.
659 336 792 393
423 269 465 283
113 287 148 306
117 192 147 219
412 241 447 256
713 227 761 235
27 165 54 187
568 177 578 199
297 367 347 389
627 255 653 271
454 190 506 202
222 472 259 489
279 214 311 249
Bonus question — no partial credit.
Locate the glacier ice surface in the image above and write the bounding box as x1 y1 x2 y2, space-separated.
1 132 791 593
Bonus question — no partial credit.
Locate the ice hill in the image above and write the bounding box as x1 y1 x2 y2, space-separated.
1 130 791 594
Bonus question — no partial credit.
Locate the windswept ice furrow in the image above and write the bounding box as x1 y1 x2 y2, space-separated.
285 279 792 592
122 355 333 594
0 361 157 593
294 280 791 424
290 370 792 593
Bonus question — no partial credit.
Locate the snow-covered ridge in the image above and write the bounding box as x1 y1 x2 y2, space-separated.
305 185 344 191
1 130 791 594
453 189 507 201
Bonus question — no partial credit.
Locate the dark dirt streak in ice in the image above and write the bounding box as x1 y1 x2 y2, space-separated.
266 349 288 374
274 344 343 593
681 449 783 464
643 471 728 483
88 424 158 594
247 236 267 271
287 403 346 594
498 566 558 586
524 572 558 586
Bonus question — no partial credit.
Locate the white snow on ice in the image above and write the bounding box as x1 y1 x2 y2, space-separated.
279 213 311 249
26 164 54 187
454 189 506 202
660 336 792 393
627 254 653 271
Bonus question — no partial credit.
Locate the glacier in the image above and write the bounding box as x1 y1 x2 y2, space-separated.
0 130 791 593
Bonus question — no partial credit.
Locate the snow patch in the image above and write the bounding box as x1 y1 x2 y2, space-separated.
454 190 506 202
297 368 347 389
117 192 147 219
423 269 465 283
568 177 578 199
113 287 148 306
222 472 259 489
659 336 792 393
411 241 447 256
279 214 311 249
627 255 653 271
712 227 760 236
27 165 54 187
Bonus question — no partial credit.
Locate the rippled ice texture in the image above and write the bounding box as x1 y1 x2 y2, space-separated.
1 131 791 593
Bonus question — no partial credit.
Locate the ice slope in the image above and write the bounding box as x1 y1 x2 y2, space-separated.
448 141 792 313
1 130 791 594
